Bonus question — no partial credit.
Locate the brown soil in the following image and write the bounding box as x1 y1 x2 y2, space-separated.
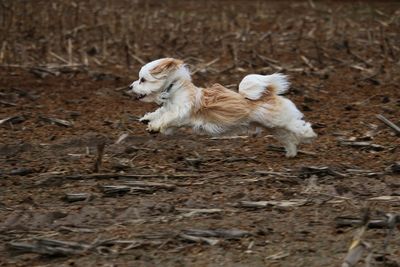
1 1 400 266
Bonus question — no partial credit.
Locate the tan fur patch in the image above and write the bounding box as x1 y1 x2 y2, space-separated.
150 58 183 75
193 84 251 125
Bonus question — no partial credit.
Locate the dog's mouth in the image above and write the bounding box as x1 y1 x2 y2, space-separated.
136 93 147 100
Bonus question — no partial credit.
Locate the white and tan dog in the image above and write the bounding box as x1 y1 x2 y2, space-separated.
129 58 316 157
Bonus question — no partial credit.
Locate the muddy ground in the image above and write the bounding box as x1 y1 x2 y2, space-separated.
1 1 400 266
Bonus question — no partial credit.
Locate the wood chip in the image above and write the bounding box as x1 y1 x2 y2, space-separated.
267 145 317 156
265 251 290 260
390 162 400 174
209 136 248 140
63 193 91 203
238 199 307 208
342 240 371 267
37 173 199 186
368 196 400 201
182 229 251 239
0 100 17 107
58 226 96 233
0 115 26 125
101 185 136 196
335 215 400 229
178 233 219 246
115 133 129 144
39 116 73 127
339 141 384 151
93 141 106 173
299 166 346 178
8 239 90 256
177 208 222 218
123 181 176 190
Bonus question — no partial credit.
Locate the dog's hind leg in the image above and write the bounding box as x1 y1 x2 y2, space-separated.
271 128 299 158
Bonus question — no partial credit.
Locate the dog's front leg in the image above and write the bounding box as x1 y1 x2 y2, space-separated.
139 107 166 124
147 108 187 134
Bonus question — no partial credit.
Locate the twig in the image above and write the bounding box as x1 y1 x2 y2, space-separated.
339 141 384 151
114 86 129 91
68 38 73 65
176 208 223 218
101 185 144 196
0 100 17 107
39 116 73 127
49 51 69 64
299 166 347 178
209 136 248 140
63 193 91 203
93 141 106 173
300 55 315 69
130 54 145 65
191 58 220 75
254 170 298 178
178 233 219 246
37 173 200 186
0 115 26 125
123 181 176 190
376 114 400 135
335 215 400 229
182 229 251 239
266 251 290 260
341 208 372 267
267 145 317 156
238 199 307 209
0 41 6 64
8 239 90 256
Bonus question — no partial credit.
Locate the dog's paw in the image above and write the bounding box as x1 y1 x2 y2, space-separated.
147 129 159 134
140 113 156 124
146 122 160 134
285 150 297 158
160 127 175 135
139 118 150 125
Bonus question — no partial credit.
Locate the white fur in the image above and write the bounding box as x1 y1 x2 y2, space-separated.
129 58 317 157
239 73 290 100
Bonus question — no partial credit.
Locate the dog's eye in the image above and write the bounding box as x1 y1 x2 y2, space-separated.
140 77 146 83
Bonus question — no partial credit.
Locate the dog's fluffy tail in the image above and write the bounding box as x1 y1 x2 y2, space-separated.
238 73 289 100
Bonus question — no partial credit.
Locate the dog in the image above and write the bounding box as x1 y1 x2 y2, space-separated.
129 58 316 157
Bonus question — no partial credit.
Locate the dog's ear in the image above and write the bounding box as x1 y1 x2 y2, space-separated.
150 58 183 77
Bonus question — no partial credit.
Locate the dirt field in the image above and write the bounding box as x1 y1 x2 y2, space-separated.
1 1 400 266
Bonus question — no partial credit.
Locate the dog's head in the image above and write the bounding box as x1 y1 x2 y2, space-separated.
129 58 191 104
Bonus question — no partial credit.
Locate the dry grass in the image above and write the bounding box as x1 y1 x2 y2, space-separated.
1 0 399 85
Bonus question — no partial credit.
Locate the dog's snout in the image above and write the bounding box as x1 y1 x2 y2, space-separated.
128 84 133 90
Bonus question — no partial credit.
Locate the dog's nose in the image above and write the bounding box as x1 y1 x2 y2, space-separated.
128 85 133 90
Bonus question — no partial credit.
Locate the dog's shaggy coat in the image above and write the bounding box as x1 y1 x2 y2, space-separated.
129 58 316 157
